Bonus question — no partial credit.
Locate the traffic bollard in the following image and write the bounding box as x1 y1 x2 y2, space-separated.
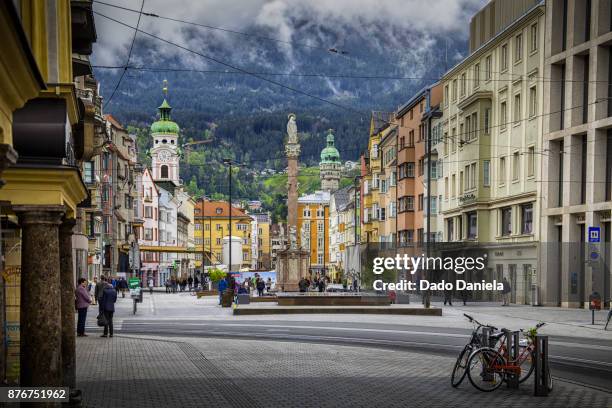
534 335 550 396
505 330 519 389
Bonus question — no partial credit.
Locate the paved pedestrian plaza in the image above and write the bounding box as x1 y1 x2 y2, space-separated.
77 334 611 408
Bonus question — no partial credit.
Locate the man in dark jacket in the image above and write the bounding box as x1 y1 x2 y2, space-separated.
218 277 228 305
100 283 117 337
95 276 107 313
298 277 308 292
256 277 265 297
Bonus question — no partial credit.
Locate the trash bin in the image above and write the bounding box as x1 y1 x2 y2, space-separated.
531 284 539 306
221 291 233 307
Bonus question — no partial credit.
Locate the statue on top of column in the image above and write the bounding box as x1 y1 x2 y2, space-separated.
287 113 298 144
289 225 298 249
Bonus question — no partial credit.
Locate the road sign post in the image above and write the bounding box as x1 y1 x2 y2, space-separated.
588 226 600 243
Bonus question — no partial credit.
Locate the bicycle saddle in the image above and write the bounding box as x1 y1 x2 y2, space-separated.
488 332 505 340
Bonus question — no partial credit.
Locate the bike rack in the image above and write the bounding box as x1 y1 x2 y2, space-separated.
481 327 491 346
505 330 520 389
534 335 550 397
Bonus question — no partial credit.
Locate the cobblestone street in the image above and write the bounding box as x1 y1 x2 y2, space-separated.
76 334 611 408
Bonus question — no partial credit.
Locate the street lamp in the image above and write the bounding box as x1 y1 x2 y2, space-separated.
222 158 233 277
353 175 362 245
424 105 443 309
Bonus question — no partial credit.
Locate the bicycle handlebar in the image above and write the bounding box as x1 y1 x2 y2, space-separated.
464 313 498 331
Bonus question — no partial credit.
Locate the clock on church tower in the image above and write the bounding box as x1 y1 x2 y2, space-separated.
150 80 180 185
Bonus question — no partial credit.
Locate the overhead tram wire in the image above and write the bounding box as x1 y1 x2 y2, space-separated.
92 65 609 84
94 5 612 139
103 0 145 109
94 9 612 174
94 11 364 115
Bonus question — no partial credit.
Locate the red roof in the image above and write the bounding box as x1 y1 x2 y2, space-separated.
195 200 249 218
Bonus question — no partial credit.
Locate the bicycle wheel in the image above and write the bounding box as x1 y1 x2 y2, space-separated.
518 347 535 383
451 345 472 387
467 348 505 392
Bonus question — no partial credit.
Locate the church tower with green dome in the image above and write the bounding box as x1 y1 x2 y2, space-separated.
319 129 341 192
150 80 180 185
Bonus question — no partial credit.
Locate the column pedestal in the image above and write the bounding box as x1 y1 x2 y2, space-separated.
276 248 310 292
14 205 65 394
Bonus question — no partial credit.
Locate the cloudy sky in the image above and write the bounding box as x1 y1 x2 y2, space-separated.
92 0 488 71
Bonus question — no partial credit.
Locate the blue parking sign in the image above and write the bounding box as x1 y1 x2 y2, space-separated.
588 227 600 243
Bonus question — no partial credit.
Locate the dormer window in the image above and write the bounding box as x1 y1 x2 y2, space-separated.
216 208 223 214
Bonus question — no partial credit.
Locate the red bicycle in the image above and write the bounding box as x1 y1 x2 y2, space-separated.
466 322 552 392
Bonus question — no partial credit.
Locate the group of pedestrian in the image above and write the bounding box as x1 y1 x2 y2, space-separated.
164 275 202 293
298 273 329 293
75 275 117 338
235 274 273 297
441 277 512 307
216 274 275 306
443 288 469 306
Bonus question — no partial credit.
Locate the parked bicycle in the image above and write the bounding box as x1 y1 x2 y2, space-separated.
451 313 499 387
466 322 553 392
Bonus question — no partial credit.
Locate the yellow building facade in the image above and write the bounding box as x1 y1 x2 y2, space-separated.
0 0 96 388
297 191 330 276
362 113 387 243
194 200 252 270
252 213 271 270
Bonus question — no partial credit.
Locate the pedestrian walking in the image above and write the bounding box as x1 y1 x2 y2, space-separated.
218 276 228 305
194 276 199 291
100 281 117 338
95 275 107 314
443 287 453 306
188 276 193 291
266 277 272 293
317 277 326 292
148 277 154 294
502 277 511 306
75 278 92 337
459 289 469 306
256 277 265 297
238 283 248 295
298 277 308 292
118 277 127 298
89 276 98 305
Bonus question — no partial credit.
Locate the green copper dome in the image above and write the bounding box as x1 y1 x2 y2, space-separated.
151 98 180 134
320 130 340 163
